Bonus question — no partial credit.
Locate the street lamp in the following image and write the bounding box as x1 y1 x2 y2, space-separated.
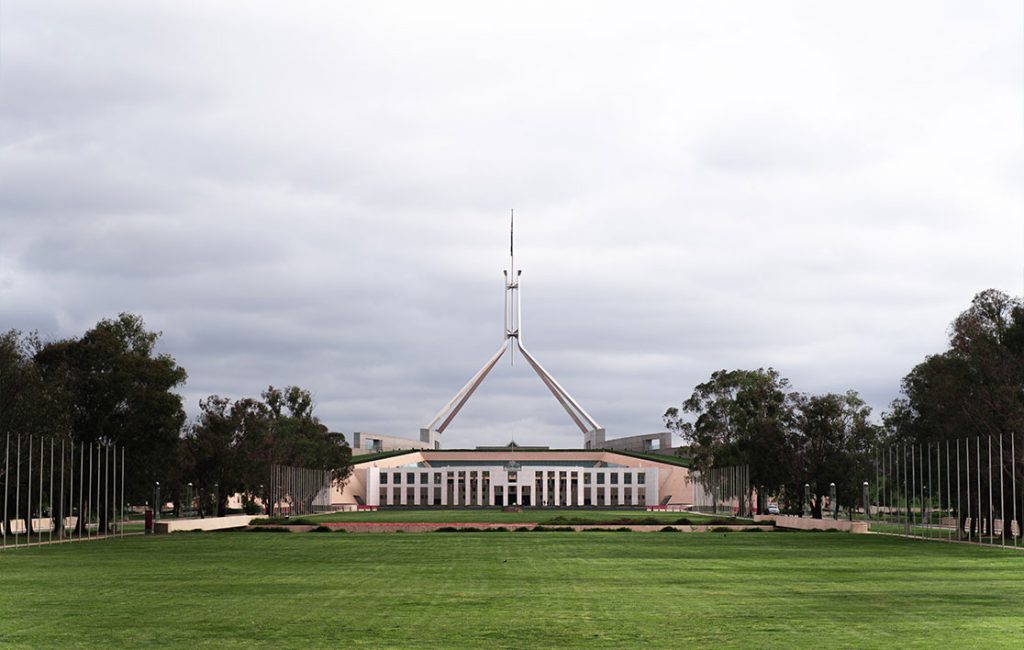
863 481 870 520
803 483 810 518
829 482 837 519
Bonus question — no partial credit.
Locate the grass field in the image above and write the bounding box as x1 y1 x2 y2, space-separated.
259 508 739 525
2 531 1023 648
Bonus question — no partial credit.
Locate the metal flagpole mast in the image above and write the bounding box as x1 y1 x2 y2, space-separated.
120 446 125 539
957 439 962 541
945 439 951 543
37 437 43 544
976 437 982 544
59 439 65 542
988 436 994 543
78 442 84 541
1014 433 1019 547
88 443 93 539
3 433 8 549
104 443 110 536
49 439 54 543
15 436 21 547
999 435 1005 547
27 436 32 543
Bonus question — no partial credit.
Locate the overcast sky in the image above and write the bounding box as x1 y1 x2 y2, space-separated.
1 1 1022 448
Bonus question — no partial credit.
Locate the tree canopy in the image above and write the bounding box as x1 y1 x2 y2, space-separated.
666 368 880 517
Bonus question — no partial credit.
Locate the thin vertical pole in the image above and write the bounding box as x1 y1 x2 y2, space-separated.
912 443 918 529
3 433 8 549
957 438 962 541
37 437 43 544
49 439 54 543
68 442 74 541
976 437 982 544
120 447 125 539
78 443 84 541
945 439 951 543
112 445 117 535
983 438 991 544
15 436 21 547
927 442 932 530
104 444 110 537
1014 433 1019 546
88 443 93 539
27 436 33 544
59 440 65 542
95 444 101 535
999 435 1006 547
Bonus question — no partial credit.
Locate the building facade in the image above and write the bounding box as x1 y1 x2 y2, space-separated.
333 449 693 509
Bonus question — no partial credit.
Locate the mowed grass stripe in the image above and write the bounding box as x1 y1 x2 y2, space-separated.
0 533 1022 648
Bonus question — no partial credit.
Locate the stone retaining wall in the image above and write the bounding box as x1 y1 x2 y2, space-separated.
753 514 868 533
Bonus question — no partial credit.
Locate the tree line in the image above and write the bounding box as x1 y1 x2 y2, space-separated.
1 313 351 526
665 289 1024 521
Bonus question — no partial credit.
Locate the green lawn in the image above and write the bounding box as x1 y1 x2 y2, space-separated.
263 508 738 525
2 532 1023 647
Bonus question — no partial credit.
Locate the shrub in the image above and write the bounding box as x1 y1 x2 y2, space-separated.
710 526 733 533
247 526 291 533
660 526 680 533
309 525 334 533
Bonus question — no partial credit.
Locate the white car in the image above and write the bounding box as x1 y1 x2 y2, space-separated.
767 503 780 515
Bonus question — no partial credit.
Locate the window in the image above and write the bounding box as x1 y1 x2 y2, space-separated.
583 473 591 484
393 473 401 484
610 473 618 485
638 473 646 485
407 472 416 484
597 473 605 485
624 473 632 485
420 473 429 484
380 473 388 485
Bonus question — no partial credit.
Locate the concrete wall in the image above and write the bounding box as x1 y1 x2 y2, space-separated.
351 432 432 456
154 514 256 533
601 432 673 453
754 514 868 533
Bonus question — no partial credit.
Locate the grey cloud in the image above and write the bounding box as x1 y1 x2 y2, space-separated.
1 1 1020 451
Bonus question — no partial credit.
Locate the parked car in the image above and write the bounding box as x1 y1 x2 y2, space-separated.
767 503 780 515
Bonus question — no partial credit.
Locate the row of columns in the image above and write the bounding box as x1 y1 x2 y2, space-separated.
369 468 652 507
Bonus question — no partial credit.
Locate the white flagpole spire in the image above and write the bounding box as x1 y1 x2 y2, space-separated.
423 213 602 441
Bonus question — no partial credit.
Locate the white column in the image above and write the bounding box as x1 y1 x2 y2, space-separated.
399 474 408 505
440 473 448 506
647 469 659 506
367 468 380 507
554 472 561 507
631 473 639 505
542 471 549 506
488 478 495 506
465 472 472 506
577 472 584 506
